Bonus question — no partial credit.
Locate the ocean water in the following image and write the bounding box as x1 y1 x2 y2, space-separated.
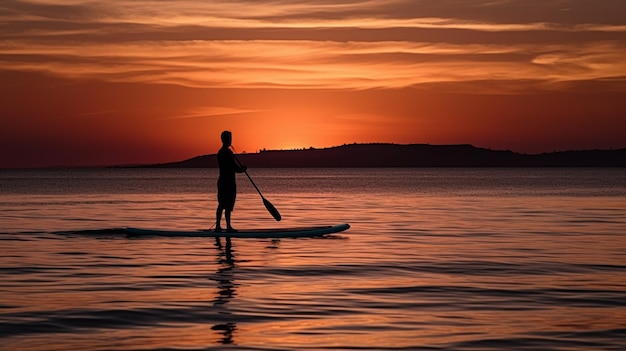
1 168 625 351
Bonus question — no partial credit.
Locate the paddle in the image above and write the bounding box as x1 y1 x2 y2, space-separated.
234 156 281 221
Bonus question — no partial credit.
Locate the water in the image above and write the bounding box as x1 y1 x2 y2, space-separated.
1 168 625 350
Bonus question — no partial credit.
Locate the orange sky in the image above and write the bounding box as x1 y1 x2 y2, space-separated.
1 0 625 167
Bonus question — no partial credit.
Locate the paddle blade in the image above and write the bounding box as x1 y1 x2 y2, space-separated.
263 197 281 221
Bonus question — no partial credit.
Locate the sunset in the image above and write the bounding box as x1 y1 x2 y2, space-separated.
1 0 625 167
1 2 626 350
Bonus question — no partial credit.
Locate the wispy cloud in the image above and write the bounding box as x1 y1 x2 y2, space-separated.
168 106 268 119
1 0 625 92
4 1 626 34
2 39 624 91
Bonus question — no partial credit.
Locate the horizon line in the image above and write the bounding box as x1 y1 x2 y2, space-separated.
2 142 625 170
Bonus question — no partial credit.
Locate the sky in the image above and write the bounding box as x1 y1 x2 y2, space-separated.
1 0 625 167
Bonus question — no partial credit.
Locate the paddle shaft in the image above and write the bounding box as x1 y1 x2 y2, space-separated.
234 156 264 198
233 155 281 221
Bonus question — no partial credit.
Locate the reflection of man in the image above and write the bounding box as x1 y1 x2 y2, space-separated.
211 323 236 344
214 238 235 303
211 237 237 344
215 130 246 232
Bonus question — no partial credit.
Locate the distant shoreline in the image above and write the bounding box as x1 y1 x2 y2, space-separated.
136 143 626 168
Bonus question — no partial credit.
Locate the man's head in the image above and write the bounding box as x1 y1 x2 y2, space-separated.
220 130 232 147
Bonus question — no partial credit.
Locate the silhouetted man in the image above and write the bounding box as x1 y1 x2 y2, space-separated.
215 131 246 232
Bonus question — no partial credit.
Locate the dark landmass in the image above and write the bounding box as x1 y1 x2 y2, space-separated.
140 143 626 168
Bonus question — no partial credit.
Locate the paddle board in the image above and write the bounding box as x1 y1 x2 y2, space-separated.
126 223 350 238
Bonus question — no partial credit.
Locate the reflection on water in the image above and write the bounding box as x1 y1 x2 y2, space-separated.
211 237 237 344
0 168 625 350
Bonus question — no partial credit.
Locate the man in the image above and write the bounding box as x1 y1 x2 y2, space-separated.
215 130 246 232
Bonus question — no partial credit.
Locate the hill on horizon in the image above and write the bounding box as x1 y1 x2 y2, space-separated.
139 143 626 168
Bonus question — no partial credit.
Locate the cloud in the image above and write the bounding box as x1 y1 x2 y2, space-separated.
1 0 625 92
4 0 626 38
168 106 268 119
2 38 624 91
